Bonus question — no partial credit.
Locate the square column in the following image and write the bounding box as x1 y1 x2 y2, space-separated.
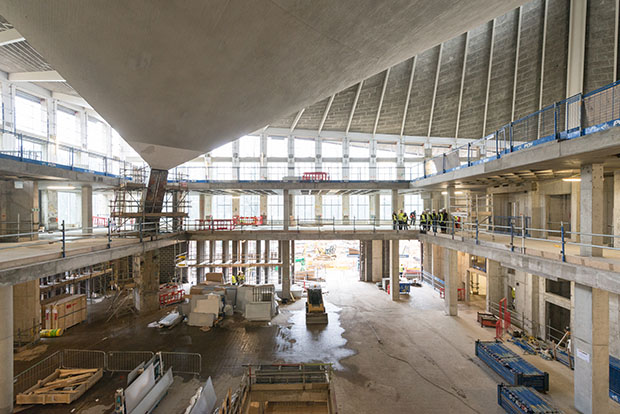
444 248 458 316
208 240 215 273
390 240 399 301
81 185 93 234
263 241 271 284
222 240 230 281
613 171 620 248
133 251 160 313
0 285 13 414
232 241 239 277
580 164 603 257
371 240 383 282
573 284 609 414
283 189 290 230
196 241 205 283
391 189 399 221
256 240 262 283
281 240 291 299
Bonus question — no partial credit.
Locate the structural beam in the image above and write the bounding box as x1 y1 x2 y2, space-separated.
372 68 391 137
482 19 497 136
427 44 443 139
318 94 335 136
455 33 470 138
345 81 364 135
8 70 65 82
289 108 305 134
400 56 417 137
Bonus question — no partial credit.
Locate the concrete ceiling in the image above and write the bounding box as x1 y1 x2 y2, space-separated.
0 1 525 169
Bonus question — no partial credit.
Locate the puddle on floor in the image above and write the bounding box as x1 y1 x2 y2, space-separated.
275 302 355 370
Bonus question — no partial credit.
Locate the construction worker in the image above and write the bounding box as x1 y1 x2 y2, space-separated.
419 211 426 233
231 273 237 285
431 209 438 233
440 209 447 233
399 263 405 276
238 272 245 285
392 211 398 230
399 210 408 230
410 211 416 228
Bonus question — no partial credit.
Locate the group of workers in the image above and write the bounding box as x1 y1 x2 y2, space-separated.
392 210 416 230
391 208 460 233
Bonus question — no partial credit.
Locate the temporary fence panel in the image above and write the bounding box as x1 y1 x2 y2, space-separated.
107 351 155 372
160 352 202 375
13 351 63 397
62 349 106 370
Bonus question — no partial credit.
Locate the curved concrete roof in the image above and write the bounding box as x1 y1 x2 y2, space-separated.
0 1 524 169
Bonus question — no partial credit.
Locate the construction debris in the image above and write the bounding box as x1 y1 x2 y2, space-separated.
16 368 103 405
148 310 183 329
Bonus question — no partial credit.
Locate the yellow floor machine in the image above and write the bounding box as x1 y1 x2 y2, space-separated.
306 287 328 324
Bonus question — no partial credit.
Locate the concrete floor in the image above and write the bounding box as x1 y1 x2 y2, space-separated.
14 270 620 414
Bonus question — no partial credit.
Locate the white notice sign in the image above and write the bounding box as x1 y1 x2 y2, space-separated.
576 348 591 363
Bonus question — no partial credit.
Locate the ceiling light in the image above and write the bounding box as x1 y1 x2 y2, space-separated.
455 191 463 195
562 178 581 182
47 186 75 190
441 191 447 195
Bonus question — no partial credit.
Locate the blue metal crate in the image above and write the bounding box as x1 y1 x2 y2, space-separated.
476 340 549 392
610 355 620 403
497 384 562 414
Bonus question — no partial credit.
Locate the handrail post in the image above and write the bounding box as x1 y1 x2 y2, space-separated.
560 222 566 262
442 153 446 173
451 218 455 240
521 214 525 253
509 123 513 152
333 217 335 233
139 221 143 243
553 102 559 140
61 220 66 257
475 219 479 245
467 143 471 166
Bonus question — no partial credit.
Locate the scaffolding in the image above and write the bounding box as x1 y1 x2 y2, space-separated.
110 166 189 233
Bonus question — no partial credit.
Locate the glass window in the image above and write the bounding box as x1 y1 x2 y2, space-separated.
295 162 315 177
377 162 396 181
323 162 341 180
267 136 288 157
404 144 424 157
322 195 342 220
405 162 423 180
15 91 47 136
238 135 260 157
210 142 233 157
322 140 342 158
349 142 369 157
212 195 232 219
349 195 369 220
404 194 422 215
211 162 233 180
93 193 110 219
57 191 81 227
268 162 288 180
87 117 108 154
239 161 260 180
57 106 80 145
294 195 315 220
268 195 283 221
187 194 201 220
380 194 392 221
349 162 369 180
240 195 260 217
294 138 315 157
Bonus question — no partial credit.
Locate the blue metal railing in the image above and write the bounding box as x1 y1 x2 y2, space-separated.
418 79 620 180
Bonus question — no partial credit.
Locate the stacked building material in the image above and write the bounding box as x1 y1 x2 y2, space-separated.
42 294 87 331
497 384 562 414
610 355 620 403
16 368 103 405
187 294 222 327
476 340 549 392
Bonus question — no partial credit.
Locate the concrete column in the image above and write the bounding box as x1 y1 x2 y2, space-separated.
264 241 271 284
81 185 93 233
573 284 609 414
371 240 383 282
0 285 13 414
196 241 205 283
232 240 239 277
259 195 268 221
232 194 240 217
283 189 290 230
580 164 603 257
571 181 581 242
444 248 458 316
256 240 262 283
315 195 322 222
390 240 399 301
371 194 381 221
391 189 399 222
222 240 230 281
524 273 540 337
422 242 433 278
209 240 215 273
614 171 620 248
13 280 40 344
290 240 295 285
342 194 350 224
281 240 290 299
486 259 503 312
133 251 160 313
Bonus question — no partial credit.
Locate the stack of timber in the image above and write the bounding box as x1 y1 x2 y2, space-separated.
42 294 87 330
16 368 103 405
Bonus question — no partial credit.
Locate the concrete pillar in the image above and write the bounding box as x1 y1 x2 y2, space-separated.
315 195 322 222
444 248 458 316
580 164 603 257
232 194 240 217
342 194 350 224
209 240 215 272
391 189 399 224
232 241 239 277
13 280 40 344
196 240 205 283
264 241 271 284
390 240 399 301
281 240 290 299
222 240 230 281
486 259 503 312
566 0 587 97
0 180 39 239
371 240 383 282
256 240 262 283
291 240 295 284
371 194 381 221
614 171 620 248
422 242 433 279
283 189 290 230
573 284 609 414
0 285 13 414
133 250 160 313
571 181 581 242
524 273 540 337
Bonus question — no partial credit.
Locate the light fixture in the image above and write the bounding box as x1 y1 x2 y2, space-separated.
455 191 464 195
441 191 447 195
47 186 75 190
562 178 581 182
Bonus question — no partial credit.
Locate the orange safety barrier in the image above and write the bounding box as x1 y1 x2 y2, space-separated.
209 219 236 230
496 297 511 340
439 287 465 301
93 216 109 227
302 172 329 181
233 216 264 226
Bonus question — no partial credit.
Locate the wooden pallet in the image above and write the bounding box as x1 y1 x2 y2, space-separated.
16 368 103 405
